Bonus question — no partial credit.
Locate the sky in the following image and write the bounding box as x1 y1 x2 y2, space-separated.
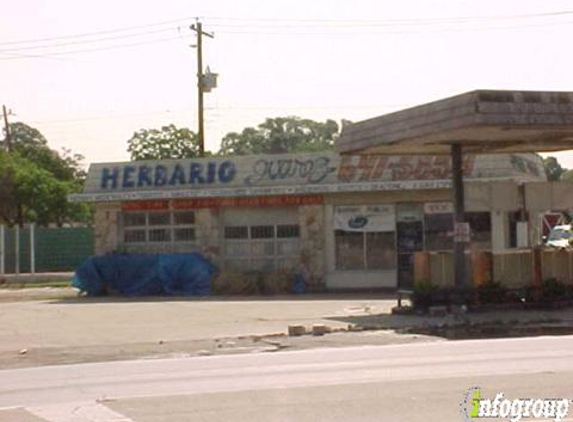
2 0 573 167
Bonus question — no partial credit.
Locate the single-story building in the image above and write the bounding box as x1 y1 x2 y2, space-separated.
70 151 546 290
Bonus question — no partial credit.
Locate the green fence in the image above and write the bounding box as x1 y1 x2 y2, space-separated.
0 225 94 273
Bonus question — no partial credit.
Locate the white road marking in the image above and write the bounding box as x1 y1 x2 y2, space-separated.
28 401 135 422
0 405 21 411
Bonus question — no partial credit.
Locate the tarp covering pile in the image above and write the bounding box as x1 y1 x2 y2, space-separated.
73 253 214 296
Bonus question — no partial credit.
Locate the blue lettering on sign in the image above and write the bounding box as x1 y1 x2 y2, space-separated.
206 162 217 183
154 165 168 186
99 161 237 190
189 163 206 184
101 167 119 189
137 165 153 187
169 164 186 186
122 166 136 188
219 161 236 183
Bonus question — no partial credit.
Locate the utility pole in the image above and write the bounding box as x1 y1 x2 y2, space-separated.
1 105 20 227
2 105 12 152
190 21 214 157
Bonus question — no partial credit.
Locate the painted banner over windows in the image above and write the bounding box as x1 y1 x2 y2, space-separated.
172 195 323 209
424 202 454 215
71 152 546 202
334 205 396 232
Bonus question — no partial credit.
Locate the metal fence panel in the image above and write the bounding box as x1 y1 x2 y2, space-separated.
0 225 94 274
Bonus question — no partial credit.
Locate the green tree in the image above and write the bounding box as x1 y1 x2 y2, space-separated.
219 117 341 156
542 156 565 181
561 169 573 181
0 152 19 225
8 122 86 181
0 123 91 227
127 124 201 161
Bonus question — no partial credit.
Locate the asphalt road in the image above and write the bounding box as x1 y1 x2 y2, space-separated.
1 336 573 422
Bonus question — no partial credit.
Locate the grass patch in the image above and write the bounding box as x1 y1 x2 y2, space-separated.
1 279 72 289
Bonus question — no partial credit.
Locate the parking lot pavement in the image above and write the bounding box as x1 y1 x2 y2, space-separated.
2 288 573 370
0 291 403 368
0 294 398 350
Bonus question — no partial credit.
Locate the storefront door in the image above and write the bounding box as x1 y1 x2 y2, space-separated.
396 204 424 289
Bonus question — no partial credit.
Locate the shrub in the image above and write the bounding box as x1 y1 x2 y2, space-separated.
540 277 567 302
477 280 507 304
412 280 438 310
523 278 568 303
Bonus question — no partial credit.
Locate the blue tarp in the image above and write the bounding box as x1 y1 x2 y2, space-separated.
73 253 214 296
292 272 307 294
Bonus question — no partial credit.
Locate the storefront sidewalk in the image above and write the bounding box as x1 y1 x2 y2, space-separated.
326 305 573 331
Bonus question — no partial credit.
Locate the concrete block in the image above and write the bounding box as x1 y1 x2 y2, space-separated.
288 325 306 336
312 324 327 336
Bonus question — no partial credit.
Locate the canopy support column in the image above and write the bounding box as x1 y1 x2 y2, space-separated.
451 143 468 290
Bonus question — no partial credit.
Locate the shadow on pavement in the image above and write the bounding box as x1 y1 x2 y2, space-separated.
47 292 397 304
325 312 573 340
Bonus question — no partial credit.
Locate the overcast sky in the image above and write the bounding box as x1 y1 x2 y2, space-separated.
2 0 573 166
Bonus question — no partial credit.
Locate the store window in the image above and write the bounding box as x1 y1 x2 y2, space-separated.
466 212 491 246
425 213 453 251
424 204 491 250
334 205 396 271
223 223 301 271
122 210 196 246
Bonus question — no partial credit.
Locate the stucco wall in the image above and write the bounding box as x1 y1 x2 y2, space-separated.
94 202 120 255
299 205 326 289
195 208 221 264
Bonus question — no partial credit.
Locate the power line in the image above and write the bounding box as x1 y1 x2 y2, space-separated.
0 35 193 60
0 16 201 47
205 9 573 25
25 102 413 126
0 50 74 61
210 19 573 36
0 27 177 53
28 109 193 125
2 9 572 49
205 104 410 111
207 16 573 29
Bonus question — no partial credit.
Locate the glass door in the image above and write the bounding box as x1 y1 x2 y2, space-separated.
396 204 424 289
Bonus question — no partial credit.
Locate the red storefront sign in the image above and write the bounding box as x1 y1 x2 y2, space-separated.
121 200 169 211
172 195 323 209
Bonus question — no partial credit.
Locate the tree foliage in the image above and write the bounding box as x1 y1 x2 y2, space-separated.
561 169 573 182
219 117 343 156
127 124 201 161
0 122 90 227
542 156 565 181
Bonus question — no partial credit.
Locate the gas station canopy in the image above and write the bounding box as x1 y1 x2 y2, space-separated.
338 89 573 289
337 90 573 155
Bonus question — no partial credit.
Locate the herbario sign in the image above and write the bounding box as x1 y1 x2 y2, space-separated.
70 152 545 202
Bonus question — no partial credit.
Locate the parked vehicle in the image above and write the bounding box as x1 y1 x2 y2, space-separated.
545 224 573 248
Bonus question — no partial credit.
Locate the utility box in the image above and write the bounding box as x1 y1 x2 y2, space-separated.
516 221 529 248
201 68 218 92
